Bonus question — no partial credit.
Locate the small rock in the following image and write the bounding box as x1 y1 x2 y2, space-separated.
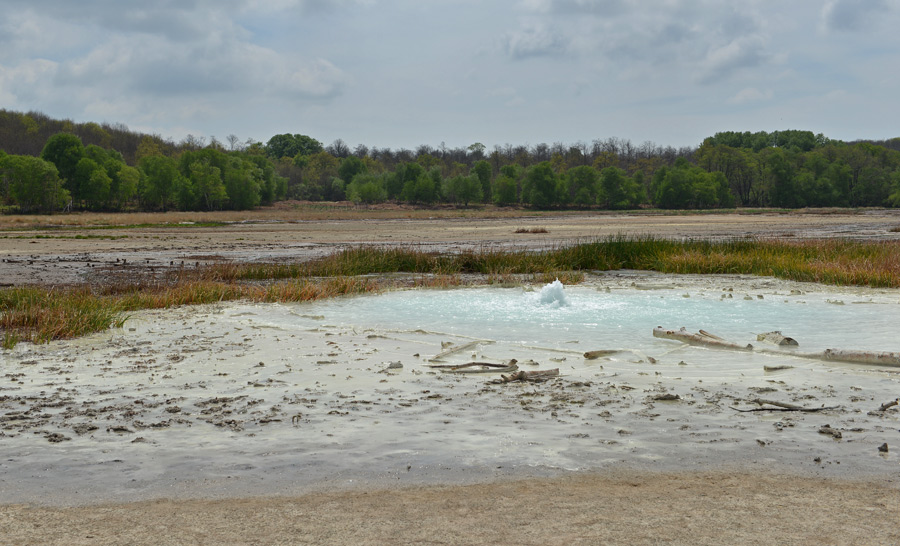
108 426 134 434
878 443 889 453
818 425 842 440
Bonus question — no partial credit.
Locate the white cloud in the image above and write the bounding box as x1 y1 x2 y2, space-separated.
822 0 889 32
699 35 770 84
502 25 570 59
1 0 899 148
728 88 774 104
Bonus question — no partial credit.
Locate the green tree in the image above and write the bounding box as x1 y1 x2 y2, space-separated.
400 171 438 204
111 165 139 209
347 173 388 204
190 159 226 210
3 155 70 213
444 174 483 206
389 163 425 200
599 167 643 209
492 174 518 206
40 133 85 199
653 163 692 209
224 157 261 210
301 151 339 200
74 157 110 208
522 162 559 208
139 155 183 211
564 165 600 206
763 148 801 208
338 156 368 185
470 160 492 202
265 134 323 159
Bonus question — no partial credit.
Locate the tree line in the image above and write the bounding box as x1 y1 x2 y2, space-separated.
2 109 900 213
1 132 285 213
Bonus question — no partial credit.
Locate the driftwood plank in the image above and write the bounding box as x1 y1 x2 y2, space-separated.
653 326 753 351
428 359 518 374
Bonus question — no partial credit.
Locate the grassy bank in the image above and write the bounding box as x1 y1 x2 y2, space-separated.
197 236 900 288
2 236 899 348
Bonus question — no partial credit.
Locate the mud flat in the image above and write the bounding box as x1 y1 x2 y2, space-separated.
3 209 900 286
3 208 900 543
2 272 899 543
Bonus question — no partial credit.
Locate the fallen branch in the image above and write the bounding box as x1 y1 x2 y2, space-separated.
653 327 753 351
491 368 559 384
821 349 900 367
428 340 493 362
756 331 799 347
655 327 900 369
428 360 518 373
877 399 899 411
583 350 621 360
729 398 839 413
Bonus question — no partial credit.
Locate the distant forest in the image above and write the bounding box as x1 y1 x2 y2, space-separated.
2 108 900 214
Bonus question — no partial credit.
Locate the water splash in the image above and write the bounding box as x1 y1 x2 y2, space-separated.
538 279 568 307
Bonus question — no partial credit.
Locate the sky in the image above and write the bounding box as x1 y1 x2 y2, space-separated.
1 0 898 151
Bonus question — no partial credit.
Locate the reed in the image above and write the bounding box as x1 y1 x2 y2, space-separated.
3 236 899 348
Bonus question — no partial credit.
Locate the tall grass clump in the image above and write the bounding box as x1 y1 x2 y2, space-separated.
4 236 899 349
0 287 128 344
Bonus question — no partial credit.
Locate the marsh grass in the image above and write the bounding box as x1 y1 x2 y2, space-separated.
3 236 899 348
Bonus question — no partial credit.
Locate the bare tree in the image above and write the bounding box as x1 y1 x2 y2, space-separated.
353 143 369 158
326 138 350 158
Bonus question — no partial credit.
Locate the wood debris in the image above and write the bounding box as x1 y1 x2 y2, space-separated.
428 360 518 374
583 350 620 360
756 331 799 346
491 368 559 384
653 327 753 351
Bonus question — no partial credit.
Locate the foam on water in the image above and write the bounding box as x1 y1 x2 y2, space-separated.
538 278 569 307
308 279 900 354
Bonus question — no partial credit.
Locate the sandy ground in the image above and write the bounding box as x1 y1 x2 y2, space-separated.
2 208 900 286
2 472 898 545
2 208 900 544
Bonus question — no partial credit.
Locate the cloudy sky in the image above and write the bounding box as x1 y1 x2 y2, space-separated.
1 0 898 151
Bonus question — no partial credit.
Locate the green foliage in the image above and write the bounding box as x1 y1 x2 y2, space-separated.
471 160 492 203
599 166 645 209
400 171 439 204
139 155 183 211
40 133 85 197
653 159 733 209
444 174 483 206
347 173 388 204
564 165 599 205
705 130 823 153
224 157 262 210
338 156 367 185
6 110 900 212
492 174 518 206
522 162 559 208
1 154 70 213
265 133 323 159
189 159 227 210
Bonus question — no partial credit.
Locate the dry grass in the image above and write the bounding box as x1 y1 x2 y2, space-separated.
0 202 594 230
514 227 549 234
3 236 900 348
